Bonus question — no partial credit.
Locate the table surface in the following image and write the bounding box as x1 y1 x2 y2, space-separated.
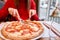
39 37 60 40
0 21 60 40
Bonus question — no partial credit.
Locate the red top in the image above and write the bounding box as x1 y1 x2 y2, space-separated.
0 0 39 21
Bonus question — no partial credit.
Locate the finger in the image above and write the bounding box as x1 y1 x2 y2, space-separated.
15 10 21 21
13 9 16 17
8 8 14 16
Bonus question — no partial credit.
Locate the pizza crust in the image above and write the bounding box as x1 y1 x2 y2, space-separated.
1 21 44 40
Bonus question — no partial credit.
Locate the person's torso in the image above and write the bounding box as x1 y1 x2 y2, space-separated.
15 0 29 20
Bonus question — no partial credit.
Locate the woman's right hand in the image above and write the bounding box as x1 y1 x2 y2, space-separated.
8 8 21 21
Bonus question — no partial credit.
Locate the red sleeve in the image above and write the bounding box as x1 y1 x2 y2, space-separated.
30 0 36 9
0 0 16 21
31 14 39 21
30 0 39 21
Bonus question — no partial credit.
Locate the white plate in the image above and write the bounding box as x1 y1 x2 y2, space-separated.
31 33 44 40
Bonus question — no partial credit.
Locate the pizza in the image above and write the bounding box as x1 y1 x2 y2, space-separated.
1 21 44 40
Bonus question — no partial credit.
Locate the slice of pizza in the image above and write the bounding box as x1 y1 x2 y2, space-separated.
1 21 44 40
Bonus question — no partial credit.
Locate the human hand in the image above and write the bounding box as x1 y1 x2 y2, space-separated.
29 9 36 20
8 8 21 21
29 9 36 16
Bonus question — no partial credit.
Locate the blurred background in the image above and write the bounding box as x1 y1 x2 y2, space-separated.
38 0 60 24
0 0 60 23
